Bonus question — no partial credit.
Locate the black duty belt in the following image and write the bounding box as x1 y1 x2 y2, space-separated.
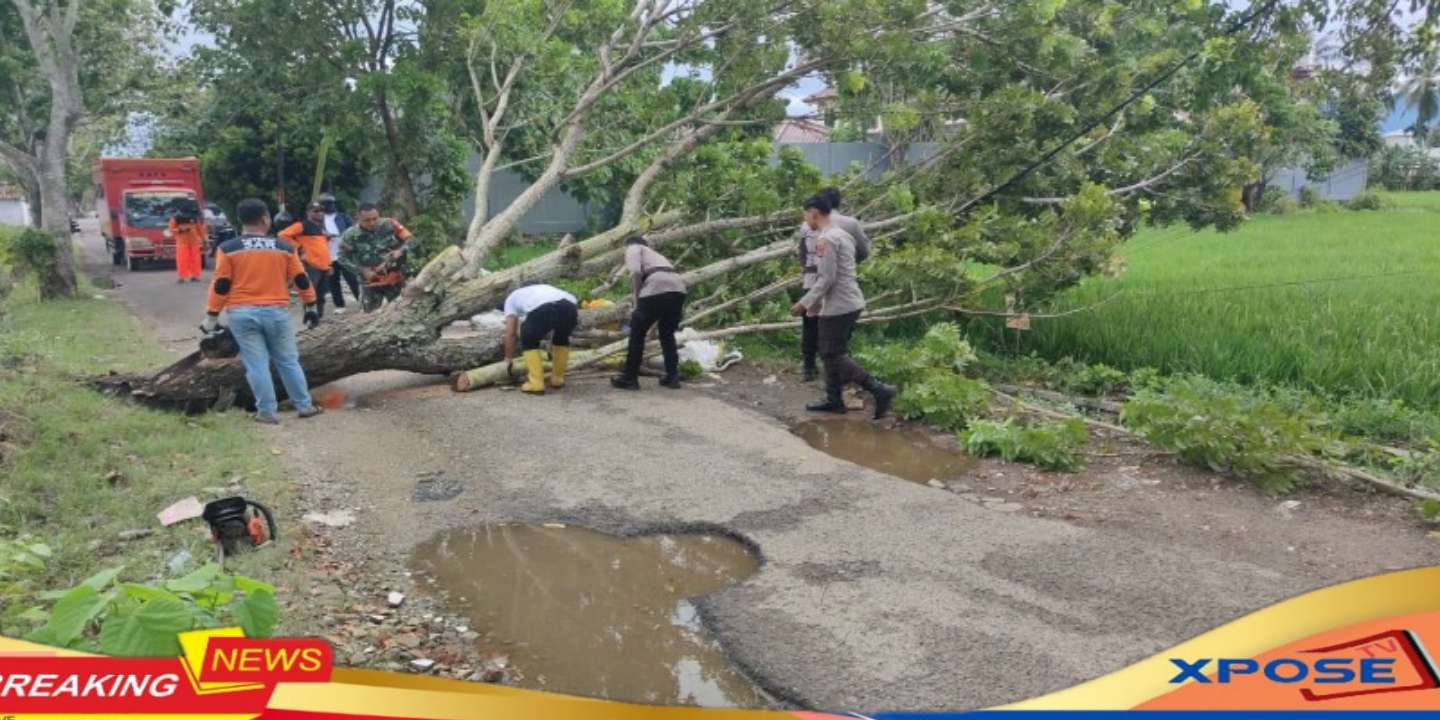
803 265 818 274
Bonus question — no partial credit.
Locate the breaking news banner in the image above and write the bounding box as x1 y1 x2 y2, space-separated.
0 567 1436 719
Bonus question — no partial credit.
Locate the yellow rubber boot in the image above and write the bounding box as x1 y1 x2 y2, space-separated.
550 346 571 389
520 350 546 394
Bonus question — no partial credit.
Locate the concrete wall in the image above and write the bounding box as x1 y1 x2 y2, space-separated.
0 198 31 227
1268 159 1370 202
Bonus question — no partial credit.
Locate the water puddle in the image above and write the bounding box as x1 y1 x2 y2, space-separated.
410 524 767 707
792 419 977 485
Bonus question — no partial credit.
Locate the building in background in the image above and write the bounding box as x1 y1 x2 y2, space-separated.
0 184 31 227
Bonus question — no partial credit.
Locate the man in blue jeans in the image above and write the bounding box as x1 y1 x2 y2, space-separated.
202 198 324 424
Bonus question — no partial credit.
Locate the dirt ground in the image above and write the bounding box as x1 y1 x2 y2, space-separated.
78 223 1440 712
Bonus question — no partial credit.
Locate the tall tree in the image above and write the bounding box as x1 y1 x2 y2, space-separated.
0 0 159 297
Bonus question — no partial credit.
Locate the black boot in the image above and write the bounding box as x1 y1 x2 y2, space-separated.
802 353 819 382
805 382 847 413
610 375 640 390
863 376 896 419
659 375 682 389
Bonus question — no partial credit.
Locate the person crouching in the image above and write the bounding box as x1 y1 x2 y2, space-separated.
502 284 579 394
611 236 688 390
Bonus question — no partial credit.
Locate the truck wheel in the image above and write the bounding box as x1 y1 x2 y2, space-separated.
111 240 124 266
127 256 142 272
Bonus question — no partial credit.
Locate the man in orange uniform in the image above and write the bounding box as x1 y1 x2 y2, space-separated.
203 198 323 425
278 201 334 320
167 200 207 283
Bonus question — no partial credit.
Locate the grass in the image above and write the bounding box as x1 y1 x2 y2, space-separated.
0 278 290 600
481 237 560 272
973 192 1440 409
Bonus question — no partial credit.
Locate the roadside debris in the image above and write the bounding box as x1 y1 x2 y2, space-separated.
157 496 205 526
387 592 406 608
118 529 154 541
304 510 357 528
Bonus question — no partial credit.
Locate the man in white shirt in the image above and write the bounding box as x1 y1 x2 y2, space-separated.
318 193 358 313
502 284 579 394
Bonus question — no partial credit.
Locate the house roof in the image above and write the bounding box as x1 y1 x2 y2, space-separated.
803 87 838 104
773 119 832 144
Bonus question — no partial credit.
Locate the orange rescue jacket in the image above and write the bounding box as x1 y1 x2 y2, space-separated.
168 217 207 247
207 235 317 313
278 220 333 272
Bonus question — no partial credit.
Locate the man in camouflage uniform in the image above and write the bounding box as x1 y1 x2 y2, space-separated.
339 203 413 313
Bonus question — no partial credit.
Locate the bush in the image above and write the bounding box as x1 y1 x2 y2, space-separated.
1120 375 1332 494
1331 397 1440 446
1346 192 1391 211
1053 358 1128 396
22 562 278 656
960 417 1088 471
1297 186 1318 207
1256 186 1287 213
856 322 976 386
1270 195 1300 215
895 372 991 431
0 227 60 284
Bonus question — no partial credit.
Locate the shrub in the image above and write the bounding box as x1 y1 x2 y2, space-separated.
1346 191 1390 211
1331 397 1440 446
1417 499 1440 523
960 417 1088 471
856 322 976 386
1297 186 1318 207
0 536 51 634
1053 358 1128 396
1270 195 1300 215
21 562 278 656
0 227 60 284
1120 375 1332 494
1256 186 1287 213
895 372 991 431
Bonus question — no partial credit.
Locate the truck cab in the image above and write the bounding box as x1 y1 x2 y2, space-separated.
93 158 209 271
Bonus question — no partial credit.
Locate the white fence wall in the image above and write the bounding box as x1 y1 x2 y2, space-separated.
1268 159 1369 201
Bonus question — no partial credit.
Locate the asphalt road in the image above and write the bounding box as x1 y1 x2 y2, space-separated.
78 220 1440 712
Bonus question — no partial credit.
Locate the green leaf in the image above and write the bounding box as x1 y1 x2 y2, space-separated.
166 563 221 594
17 606 50 624
81 566 124 591
120 583 186 603
34 585 111 647
99 598 195 657
27 543 52 558
233 575 276 595
233 589 278 638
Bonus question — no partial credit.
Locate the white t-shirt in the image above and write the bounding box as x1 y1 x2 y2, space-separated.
503 285 577 318
324 214 342 257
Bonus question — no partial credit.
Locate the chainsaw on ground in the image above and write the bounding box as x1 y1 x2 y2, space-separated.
201 496 277 565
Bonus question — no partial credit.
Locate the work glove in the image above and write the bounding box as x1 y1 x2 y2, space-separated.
303 305 320 329
200 314 219 334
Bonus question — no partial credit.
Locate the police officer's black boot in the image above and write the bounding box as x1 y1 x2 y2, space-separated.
862 375 896 419
805 381 847 414
802 354 819 383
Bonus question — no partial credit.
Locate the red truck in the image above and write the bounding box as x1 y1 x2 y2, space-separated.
92 157 208 271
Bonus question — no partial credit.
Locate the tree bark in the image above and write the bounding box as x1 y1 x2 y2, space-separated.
7 0 84 298
376 86 421 218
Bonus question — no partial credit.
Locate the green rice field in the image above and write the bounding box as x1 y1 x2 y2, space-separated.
983 192 1440 408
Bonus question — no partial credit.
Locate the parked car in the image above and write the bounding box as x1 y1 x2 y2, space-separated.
205 202 235 243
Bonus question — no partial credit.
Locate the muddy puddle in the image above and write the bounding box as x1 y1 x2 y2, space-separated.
792 419 976 485
410 524 768 707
